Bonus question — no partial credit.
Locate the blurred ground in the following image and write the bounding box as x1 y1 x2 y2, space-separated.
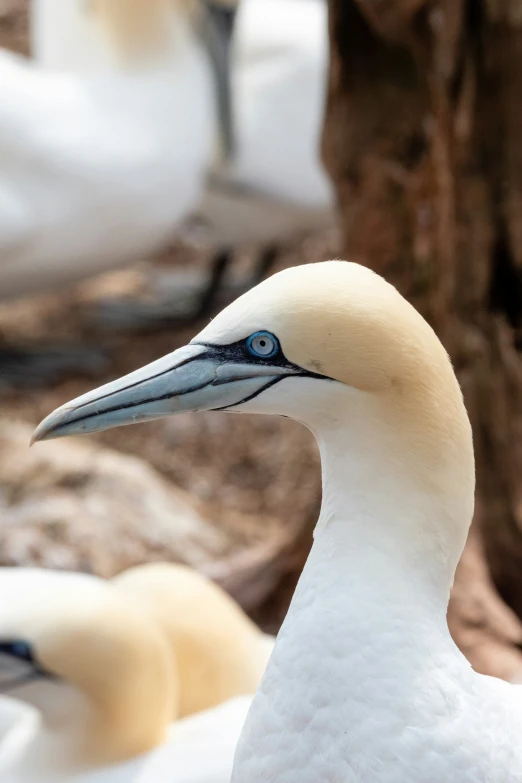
0 0 340 630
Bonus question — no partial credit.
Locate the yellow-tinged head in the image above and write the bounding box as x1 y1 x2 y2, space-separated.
0 569 175 765
89 0 241 63
112 563 273 719
89 0 180 63
33 262 475 575
32 0 238 70
198 260 455 391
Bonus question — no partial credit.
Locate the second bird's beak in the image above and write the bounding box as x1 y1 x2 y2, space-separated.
200 1 237 160
32 343 299 443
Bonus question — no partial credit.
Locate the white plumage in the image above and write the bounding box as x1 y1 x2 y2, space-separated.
0 0 332 301
0 566 270 782
0 693 252 783
33 261 522 781
183 0 335 251
0 0 214 301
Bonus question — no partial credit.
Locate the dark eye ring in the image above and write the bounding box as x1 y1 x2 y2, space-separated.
0 641 34 664
246 331 279 358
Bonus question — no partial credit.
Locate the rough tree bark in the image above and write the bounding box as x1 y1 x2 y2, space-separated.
324 0 522 679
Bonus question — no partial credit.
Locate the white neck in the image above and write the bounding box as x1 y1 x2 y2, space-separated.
315 428 456 606
231 387 474 781
300 418 464 665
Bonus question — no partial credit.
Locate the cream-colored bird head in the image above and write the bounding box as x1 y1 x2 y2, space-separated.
31 0 175 70
89 0 241 63
0 568 175 765
89 0 185 63
34 262 475 577
31 0 237 70
112 563 273 719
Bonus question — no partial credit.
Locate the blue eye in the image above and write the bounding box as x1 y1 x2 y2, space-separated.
246 332 278 358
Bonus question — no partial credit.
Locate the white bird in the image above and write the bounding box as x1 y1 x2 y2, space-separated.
96 0 335 328
0 0 332 378
0 567 257 782
193 0 334 243
0 0 226 302
0 0 236 385
35 260 522 781
0 0 331 309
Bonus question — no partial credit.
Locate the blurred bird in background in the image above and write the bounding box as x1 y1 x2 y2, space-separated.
0 0 235 381
0 0 233 300
0 0 333 382
184 0 334 299
101 0 335 329
0 565 272 782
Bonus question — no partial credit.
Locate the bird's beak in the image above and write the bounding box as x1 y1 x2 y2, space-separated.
32 342 300 443
0 654 46 695
0 655 27 694
199 2 237 160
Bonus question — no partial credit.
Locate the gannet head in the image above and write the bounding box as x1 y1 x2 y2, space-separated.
32 0 238 76
32 0 178 70
34 262 475 573
31 0 238 156
112 563 273 718
0 568 174 764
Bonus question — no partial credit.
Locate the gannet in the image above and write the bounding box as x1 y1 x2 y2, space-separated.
98 0 335 328
0 567 253 782
0 0 236 382
112 563 274 718
35 261 522 783
34 260 522 781
0 0 235 303
194 0 333 240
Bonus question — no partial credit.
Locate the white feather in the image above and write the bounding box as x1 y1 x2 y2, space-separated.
0 2 214 300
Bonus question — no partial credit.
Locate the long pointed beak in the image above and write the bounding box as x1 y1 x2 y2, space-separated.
32 343 298 443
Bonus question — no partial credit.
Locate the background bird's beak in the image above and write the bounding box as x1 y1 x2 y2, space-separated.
0 653 46 695
32 343 297 443
199 1 238 161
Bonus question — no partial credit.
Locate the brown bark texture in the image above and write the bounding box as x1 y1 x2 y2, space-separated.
324 0 522 679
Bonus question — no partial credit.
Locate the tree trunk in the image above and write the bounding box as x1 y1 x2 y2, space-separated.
324 0 522 679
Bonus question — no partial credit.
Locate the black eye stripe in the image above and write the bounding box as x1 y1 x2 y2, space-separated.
0 641 35 664
0 640 57 692
194 335 295 370
193 335 331 382
193 337 291 368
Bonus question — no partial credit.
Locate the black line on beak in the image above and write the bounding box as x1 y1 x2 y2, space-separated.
214 376 282 410
59 378 217 430
0 670 50 694
213 371 326 411
63 349 210 417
